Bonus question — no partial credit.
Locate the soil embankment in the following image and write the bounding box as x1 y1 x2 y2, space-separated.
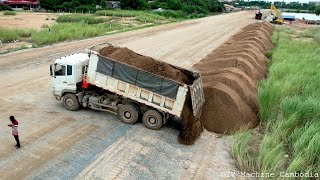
193 22 274 133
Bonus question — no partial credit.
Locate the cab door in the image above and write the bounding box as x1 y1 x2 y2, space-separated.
51 64 67 97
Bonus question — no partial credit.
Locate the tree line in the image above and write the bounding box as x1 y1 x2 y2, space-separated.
39 0 224 14
228 0 320 15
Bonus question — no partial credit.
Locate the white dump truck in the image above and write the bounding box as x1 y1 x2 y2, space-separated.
50 43 204 130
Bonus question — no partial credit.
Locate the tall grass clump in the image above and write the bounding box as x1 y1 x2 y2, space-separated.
3 11 16 15
135 13 166 23
0 27 35 42
57 15 105 24
95 10 142 17
153 10 185 19
300 27 320 43
232 27 320 178
231 128 259 172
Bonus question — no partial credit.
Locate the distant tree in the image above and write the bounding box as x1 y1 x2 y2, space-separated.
316 6 320 16
101 0 106 8
167 0 183 10
120 0 150 10
40 0 57 10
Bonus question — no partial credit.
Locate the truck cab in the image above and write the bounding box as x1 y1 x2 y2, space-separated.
50 53 89 99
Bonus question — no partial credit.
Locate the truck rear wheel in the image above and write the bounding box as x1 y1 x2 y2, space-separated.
63 93 80 111
118 104 139 124
142 110 163 130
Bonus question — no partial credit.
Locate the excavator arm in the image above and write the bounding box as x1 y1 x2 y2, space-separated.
270 4 279 17
270 4 284 24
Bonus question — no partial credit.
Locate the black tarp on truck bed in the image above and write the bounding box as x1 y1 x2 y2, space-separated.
96 55 180 99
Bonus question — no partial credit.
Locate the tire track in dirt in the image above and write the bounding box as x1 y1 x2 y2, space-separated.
180 132 217 179
0 124 98 180
77 138 147 180
0 116 75 159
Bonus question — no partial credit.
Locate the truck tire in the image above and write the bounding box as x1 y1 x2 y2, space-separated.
118 104 139 124
63 93 80 111
142 110 163 130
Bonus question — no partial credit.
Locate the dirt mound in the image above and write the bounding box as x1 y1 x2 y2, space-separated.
202 74 258 113
195 57 261 81
200 67 257 92
99 46 190 84
193 22 273 134
201 82 258 133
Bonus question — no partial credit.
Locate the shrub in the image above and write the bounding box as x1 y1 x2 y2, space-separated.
41 24 49 28
0 4 12 11
154 10 185 18
3 11 16 15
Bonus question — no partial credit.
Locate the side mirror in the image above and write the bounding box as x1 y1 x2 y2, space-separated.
50 64 56 78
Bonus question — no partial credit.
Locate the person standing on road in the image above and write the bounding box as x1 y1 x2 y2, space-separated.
8 116 20 149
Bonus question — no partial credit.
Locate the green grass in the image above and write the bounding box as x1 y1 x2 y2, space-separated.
0 27 35 42
3 11 16 15
95 10 144 17
57 14 106 24
232 27 320 178
300 27 320 43
30 22 130 45
95 10 186 22
231 128 259 172
135 13 166 23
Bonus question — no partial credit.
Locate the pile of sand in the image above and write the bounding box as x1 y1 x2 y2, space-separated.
99 45 201 144
193 22 274 133
99 46 190 84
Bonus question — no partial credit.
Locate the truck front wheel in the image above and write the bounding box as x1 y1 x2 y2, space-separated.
118 104 139 124
142 110 163 130
63 93 80 111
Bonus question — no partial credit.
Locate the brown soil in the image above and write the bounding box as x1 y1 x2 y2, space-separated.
200 67 257 92
202 74 258 113
99 46 190 84
178 93 203 145
193 22 274 134
201 82 258 133
195 57 261 81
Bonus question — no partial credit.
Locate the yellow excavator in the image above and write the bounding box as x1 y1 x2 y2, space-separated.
270 4 284 24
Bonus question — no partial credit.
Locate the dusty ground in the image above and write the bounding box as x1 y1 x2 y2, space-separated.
0 11 256 179
0 12 58 29
0 41 32 51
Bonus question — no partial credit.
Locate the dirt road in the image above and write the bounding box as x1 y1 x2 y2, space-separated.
0 11 255 179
